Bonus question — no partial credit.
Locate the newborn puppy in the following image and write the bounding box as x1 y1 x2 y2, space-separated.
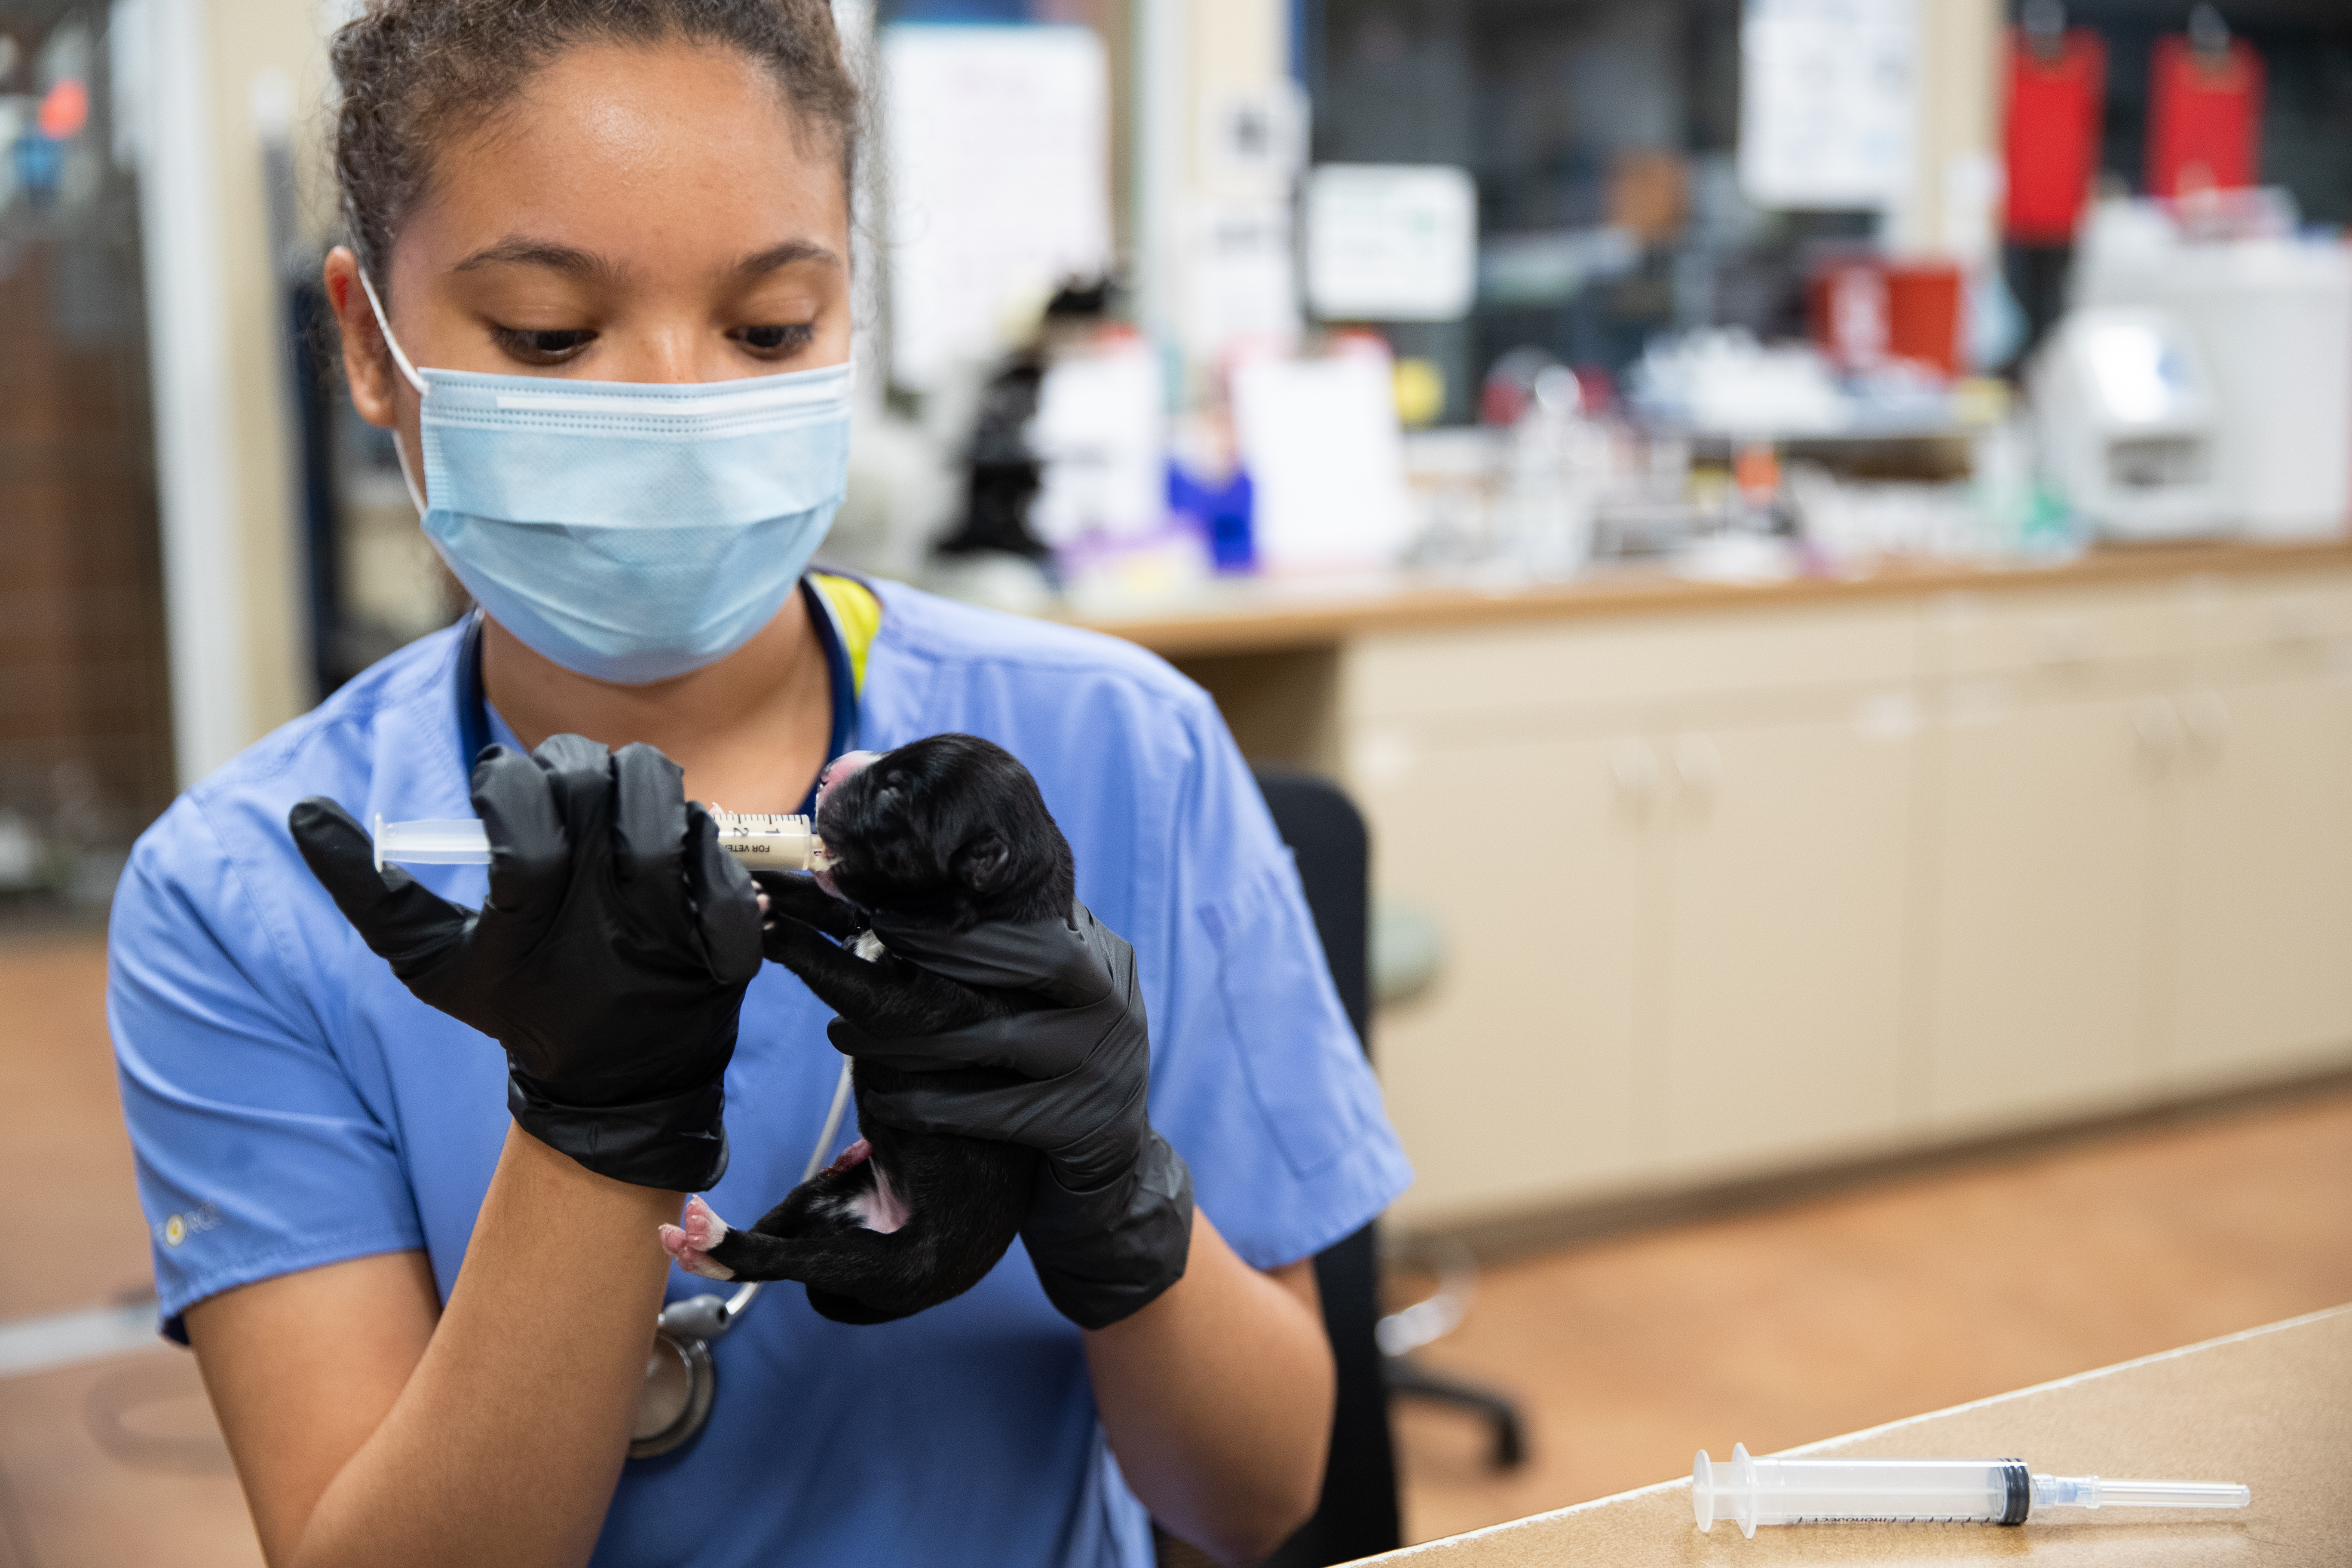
658 734 1067 1325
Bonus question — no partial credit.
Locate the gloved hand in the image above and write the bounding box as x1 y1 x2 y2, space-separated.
834 900 1193 1329
288 735 763 1190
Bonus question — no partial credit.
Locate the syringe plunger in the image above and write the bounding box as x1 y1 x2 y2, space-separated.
1694 1445 2250 1537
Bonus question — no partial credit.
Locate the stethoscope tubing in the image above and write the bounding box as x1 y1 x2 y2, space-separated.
712 1055 855 1329
448 603 862 1458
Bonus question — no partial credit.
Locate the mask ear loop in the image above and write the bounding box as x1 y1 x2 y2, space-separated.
356 268 427 395
355 268 431 516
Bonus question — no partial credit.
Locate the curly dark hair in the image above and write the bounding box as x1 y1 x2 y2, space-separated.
331 0 861 286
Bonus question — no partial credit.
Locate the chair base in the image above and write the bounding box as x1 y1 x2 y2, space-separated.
1384 1354 1528 1470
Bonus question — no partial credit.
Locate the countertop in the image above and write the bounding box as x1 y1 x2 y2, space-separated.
1058 540 2352 658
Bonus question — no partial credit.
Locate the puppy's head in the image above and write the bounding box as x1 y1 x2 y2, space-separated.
814 734 1073 929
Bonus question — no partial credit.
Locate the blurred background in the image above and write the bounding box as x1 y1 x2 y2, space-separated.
3 0 2350 1563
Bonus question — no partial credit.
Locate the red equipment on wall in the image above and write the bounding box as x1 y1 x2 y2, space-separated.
2003 27 2106 244
2147 33 2263 197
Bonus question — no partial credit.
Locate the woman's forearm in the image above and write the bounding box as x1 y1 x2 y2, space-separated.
1084 1211 1335 1566
197 1127 680 1568
300 1127 678 1568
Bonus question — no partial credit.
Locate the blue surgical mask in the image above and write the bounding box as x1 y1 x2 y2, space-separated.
361 272 851 684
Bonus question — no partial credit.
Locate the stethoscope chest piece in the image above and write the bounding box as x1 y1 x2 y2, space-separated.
623 1055 854 1462
631 1321 719 1459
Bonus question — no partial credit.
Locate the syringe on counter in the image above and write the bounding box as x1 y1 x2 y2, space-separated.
1694 1445 2249 1538
371 809 832 873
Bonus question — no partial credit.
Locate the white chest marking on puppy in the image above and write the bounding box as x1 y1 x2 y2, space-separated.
850 1163 911 1234
851 930 886 963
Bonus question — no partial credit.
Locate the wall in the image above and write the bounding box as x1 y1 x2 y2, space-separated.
135 0 319 789
1897 0 2003 257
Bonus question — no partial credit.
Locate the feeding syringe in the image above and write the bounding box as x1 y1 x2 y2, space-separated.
1694 1446 2249 1537
371 810 831 873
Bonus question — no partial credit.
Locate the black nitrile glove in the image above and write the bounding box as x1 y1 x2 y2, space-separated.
834 900 1193 1329
289 735 763 1190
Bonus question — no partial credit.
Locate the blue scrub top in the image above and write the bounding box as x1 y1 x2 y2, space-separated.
108 579 1412 1568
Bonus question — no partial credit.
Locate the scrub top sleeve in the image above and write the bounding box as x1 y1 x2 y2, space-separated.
1145 698 1412 1273
108 805 426 1343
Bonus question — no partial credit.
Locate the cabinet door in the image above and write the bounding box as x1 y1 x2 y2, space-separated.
1348 728 1646 1227
2169 673 2352 1086
1927 690 2168 1130
1654 711 1920 1179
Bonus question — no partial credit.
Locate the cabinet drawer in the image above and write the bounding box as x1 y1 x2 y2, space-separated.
1343 602 1920 725
1927 582 2189 678
2182 569 2352 665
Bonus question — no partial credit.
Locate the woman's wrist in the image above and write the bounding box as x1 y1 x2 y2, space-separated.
1021 1130 1194 1329
505 1119 696 1212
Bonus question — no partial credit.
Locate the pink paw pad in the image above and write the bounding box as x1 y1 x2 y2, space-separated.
658 1195 737 1282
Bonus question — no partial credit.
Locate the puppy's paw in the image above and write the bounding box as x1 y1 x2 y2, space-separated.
658 1195 737 1281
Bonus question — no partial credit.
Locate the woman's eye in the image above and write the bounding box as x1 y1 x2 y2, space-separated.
734 323 816 356
492 326 596 363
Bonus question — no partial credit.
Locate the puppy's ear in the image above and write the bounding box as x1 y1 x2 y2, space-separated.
951 829 1010 895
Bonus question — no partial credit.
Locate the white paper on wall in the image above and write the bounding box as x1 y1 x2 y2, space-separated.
1030 338 1167 545
1198 80 1308 195
1303 164 1478 324
881 24 1112 391
1231 351 1412 571
1736 0 1917 211
1183 197 1302 360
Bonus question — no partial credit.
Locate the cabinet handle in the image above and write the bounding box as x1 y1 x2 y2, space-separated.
2180 688 2230 750
1675 734 1724 792
1609 739 1661 802
2132 697 2184 765
2273 601 2322 646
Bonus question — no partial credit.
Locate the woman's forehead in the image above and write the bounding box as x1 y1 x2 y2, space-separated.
410 38 849 271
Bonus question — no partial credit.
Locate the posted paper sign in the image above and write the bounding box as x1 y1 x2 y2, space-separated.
1231 352 1412 571
881 25 1111 390
1029 340 1167 545
1738 0 1917 211
1303 164 1477 324
1184 197 1302 358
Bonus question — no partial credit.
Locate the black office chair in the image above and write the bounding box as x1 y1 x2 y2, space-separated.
1251 766 1401 1568
1250 769 1527 1566
1157 767 1525 1568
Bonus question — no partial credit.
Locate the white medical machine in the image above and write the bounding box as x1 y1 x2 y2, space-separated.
2072 195 2352 541
2030 306 2223 542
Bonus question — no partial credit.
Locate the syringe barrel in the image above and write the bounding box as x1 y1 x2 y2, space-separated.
371 812 827 872
1695 1449 2025 1537
370 818 490 871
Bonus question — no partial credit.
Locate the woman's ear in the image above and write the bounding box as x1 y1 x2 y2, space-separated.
323 245 403 431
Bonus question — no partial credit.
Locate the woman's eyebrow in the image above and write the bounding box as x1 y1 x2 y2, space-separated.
451 236 626 278
735 240 843 276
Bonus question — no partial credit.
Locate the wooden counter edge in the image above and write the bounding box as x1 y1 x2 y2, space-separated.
1342 1303 2352 1565
1059 541 2352 659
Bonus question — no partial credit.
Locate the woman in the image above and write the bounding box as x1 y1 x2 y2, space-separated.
107 3 1409 1566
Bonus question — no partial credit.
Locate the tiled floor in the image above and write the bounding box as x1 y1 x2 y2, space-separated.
3 928 2347 1564
0 931 261 1568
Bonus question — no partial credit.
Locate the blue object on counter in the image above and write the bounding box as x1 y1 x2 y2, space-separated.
1168 459 1255 573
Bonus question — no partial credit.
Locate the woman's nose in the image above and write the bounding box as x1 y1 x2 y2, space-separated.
599 325 737 385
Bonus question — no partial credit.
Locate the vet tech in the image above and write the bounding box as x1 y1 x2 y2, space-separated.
106 3 1406 1564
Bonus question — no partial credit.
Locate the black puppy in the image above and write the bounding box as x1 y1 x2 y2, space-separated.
658 734 1068 1325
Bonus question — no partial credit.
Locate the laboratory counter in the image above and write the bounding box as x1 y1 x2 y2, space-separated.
1064 539 2352 659
1044 535 2352 1240
1349 1305 2351 1566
